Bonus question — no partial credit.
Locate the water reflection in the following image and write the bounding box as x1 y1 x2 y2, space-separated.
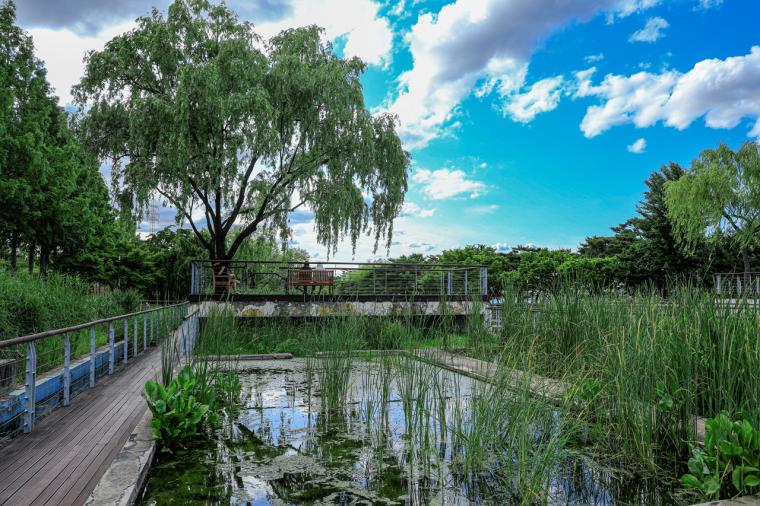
139 359 684 505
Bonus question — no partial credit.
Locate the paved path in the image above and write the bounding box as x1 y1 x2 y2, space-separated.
0 347 159 506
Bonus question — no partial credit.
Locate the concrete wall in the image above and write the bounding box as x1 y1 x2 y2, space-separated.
191 299 486 318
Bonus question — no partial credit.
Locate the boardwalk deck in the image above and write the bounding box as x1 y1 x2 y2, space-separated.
0 347 159 506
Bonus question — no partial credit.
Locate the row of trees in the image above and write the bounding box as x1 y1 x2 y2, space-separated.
0 1 318 298
0 1 115 275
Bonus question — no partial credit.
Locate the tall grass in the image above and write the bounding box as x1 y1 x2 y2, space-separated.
0 270 142 339
500 283 760 474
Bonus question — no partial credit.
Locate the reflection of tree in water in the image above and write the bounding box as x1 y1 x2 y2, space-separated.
139 362 684 505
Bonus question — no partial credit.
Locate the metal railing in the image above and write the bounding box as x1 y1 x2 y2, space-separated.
715 272 760 299
0 302 189 441
190 260 488 298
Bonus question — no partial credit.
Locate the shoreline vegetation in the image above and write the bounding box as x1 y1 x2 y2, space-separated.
152 289 759 503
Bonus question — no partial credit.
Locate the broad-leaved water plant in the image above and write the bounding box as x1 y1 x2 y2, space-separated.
681 413 760 499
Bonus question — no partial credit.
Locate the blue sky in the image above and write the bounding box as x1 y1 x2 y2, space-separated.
18 0 760 259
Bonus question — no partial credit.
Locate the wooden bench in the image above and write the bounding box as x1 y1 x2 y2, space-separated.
211 268 237 295
286 269 334 295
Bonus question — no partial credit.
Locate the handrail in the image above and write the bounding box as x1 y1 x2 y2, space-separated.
0 302 188 348
190 259 486 268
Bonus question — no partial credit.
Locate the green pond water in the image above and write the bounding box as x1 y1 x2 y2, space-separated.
138 358 686 505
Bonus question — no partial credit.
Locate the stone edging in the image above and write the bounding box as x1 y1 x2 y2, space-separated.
85 408 155 506
690 497 760 506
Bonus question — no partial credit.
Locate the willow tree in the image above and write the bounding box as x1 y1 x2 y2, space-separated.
665 142 760 276
74 0 408 262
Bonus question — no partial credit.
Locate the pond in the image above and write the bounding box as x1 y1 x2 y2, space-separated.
138 357 684 505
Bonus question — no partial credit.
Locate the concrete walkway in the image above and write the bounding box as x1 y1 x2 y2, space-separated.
0 348 159 506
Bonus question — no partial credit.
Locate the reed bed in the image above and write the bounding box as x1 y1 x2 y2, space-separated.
499 284 760 475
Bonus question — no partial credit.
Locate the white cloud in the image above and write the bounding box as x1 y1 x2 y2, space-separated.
629 16 669 43
697 0 723 9
401 202 436 218
255 0 393 66
384 0 658 149
575 46 760 138
466 204 500 215
584 53 605 63
503 76 565 122
412 168 487 200
610 0 662 20
28 21 135 105
627 138 647 153
27 0 393 107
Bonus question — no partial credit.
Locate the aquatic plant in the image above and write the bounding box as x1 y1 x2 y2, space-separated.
143 366 212 452
682 413 760 500
500 283 760 475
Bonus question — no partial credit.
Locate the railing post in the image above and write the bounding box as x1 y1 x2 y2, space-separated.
191 262 197 295
716 274 722 296
737 276 742 297
158 310 162 343
150 312 155 344
123 319 129 364
481 267 488 296
464 270 468 296
108 322 115 374
179 323 186 360
133 317 138 357
143 314 147 351
23 341 36 433
447 271 453 296
90 326 96 387
63 333 71 406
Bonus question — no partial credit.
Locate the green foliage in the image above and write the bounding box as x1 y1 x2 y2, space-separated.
0 270 141 339
143 367 212 452
666 142 760 274
682 413 760 500
75 0 409 261
500 285 760 475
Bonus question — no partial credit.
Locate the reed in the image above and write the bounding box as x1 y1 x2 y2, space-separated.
500 283 760 475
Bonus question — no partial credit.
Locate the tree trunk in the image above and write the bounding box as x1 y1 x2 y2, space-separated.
742 247 751 298
27 242 35 274
9 231 17 271
40 244 50 277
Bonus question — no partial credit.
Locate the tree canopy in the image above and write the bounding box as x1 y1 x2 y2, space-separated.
74 0 409 262
666 142 760 275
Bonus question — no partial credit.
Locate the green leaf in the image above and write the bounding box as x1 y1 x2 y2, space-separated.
681 474 701 489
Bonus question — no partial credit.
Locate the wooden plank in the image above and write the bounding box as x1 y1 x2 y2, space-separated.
36 364 156 505
0 355 148 490
0 348 159 506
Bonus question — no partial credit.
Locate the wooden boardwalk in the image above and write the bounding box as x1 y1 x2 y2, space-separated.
0 347 160 506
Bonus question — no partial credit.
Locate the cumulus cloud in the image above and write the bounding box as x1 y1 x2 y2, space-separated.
629 16 669 43
254 0 393 66
26 0 393 106
383 0 665 149
18 0 164 35
503 76 565 122
575 46 760 138
627 138 647 153
384 0 661 149
411 168 487 200
401 202 437 218
29 21 137 105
